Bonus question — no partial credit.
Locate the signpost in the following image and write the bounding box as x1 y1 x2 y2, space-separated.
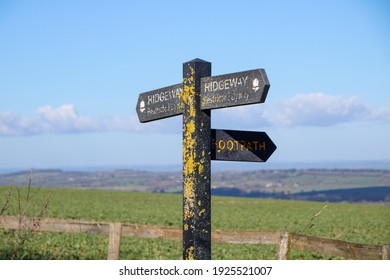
136 59 276 260
211 129 277 162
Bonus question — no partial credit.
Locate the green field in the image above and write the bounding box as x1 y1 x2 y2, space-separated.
1 186 389 259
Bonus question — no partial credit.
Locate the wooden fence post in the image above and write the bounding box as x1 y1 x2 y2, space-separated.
277 232 291 260
382 245 389 260
107 222 122 260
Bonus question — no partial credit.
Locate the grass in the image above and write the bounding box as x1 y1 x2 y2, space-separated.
1 186 389 259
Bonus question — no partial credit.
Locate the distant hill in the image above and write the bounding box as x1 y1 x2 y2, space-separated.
1 168 389 203
211 186 390 203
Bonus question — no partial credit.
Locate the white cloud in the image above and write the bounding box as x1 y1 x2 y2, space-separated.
1 95 389 136
0 103 179 136
365 106 390 123
36 104 103 133
264 93 370 126
1 104 122 136
214 93 390 129
0 111 35 136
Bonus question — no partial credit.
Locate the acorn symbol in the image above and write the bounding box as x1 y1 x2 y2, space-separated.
252 78 260 92
140 100 145 113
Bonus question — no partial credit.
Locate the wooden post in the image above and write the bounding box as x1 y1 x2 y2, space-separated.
135 60 275 260
382 245 389 260
107 222 122 260
277 232 291 260
182 59 212 260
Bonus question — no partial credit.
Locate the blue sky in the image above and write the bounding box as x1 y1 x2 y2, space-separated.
0 0 389 170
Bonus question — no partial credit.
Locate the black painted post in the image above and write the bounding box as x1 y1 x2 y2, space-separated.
182 59 212 260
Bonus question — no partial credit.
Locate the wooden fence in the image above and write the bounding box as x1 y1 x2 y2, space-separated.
1 215 388 260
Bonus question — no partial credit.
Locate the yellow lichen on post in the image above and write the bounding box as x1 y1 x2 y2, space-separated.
186 246 195 260
182 65 197 233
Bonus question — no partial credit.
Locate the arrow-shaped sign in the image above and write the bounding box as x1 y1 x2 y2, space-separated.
211 129 277 162
136 69 270 123
136 83 183 123
201 68 270 110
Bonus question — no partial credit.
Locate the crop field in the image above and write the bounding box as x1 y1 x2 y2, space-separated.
0 186 389 259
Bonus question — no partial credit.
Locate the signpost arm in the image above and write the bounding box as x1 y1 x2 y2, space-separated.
182 59 212 260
